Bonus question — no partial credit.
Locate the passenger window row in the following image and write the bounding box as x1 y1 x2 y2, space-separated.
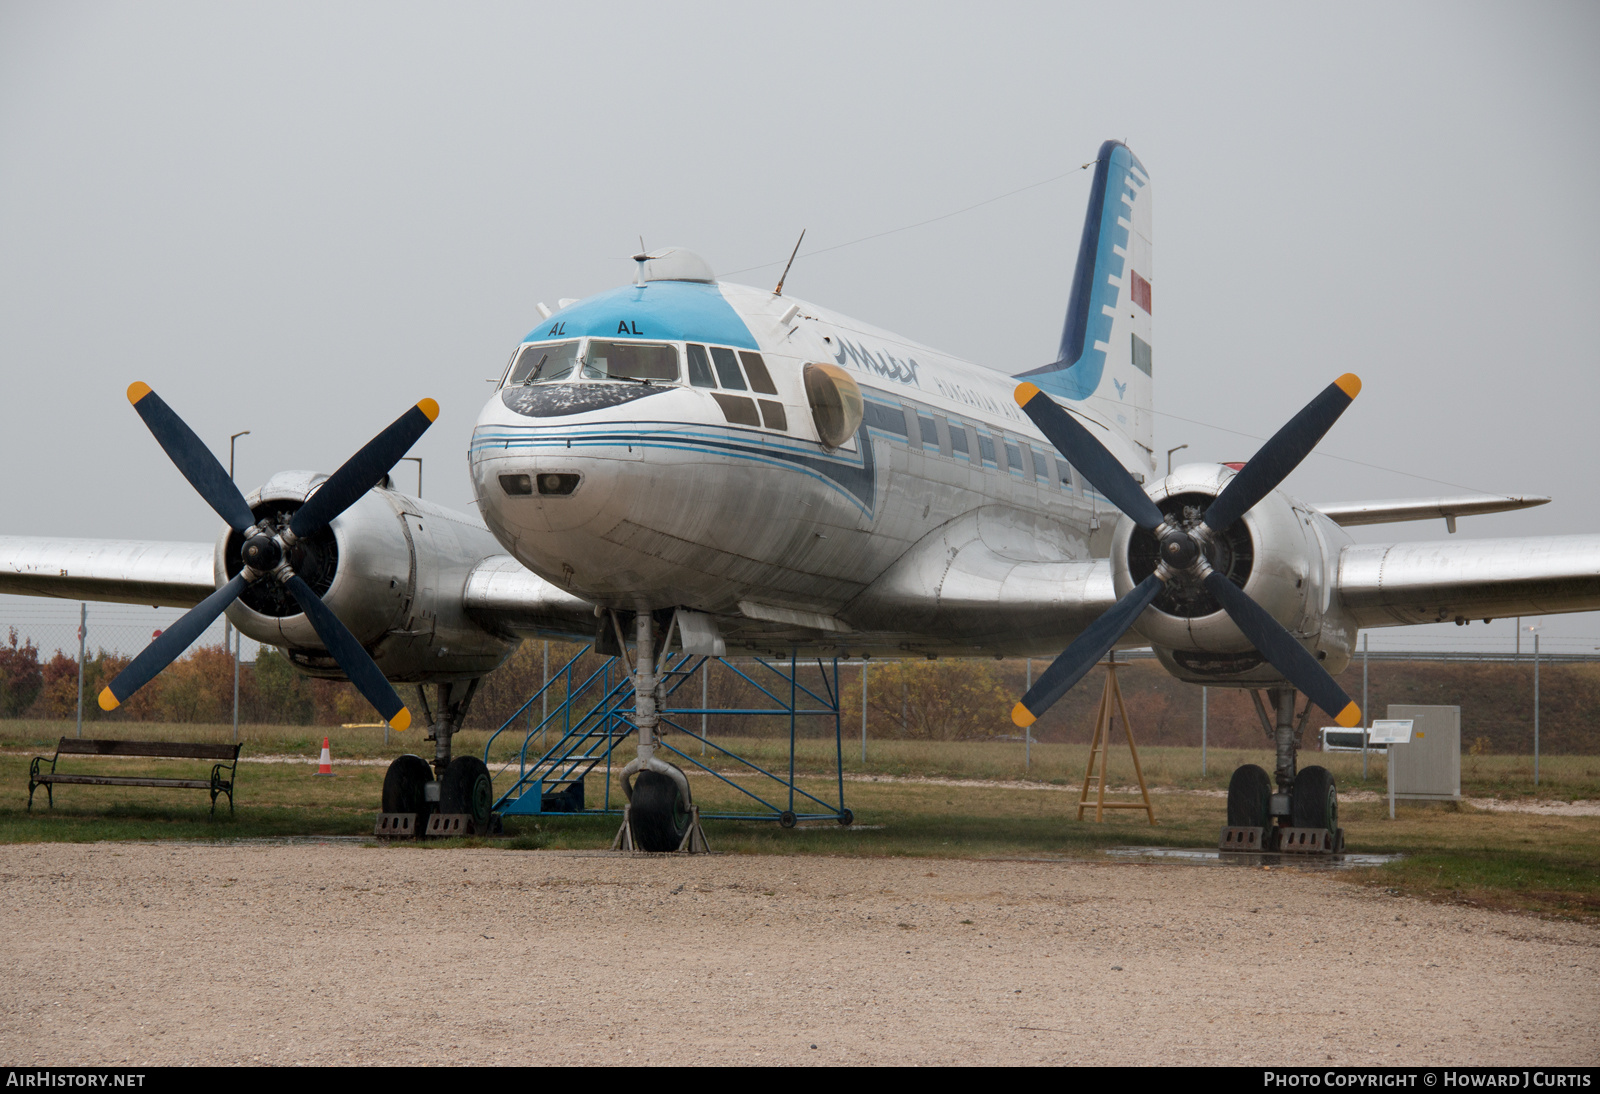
860 397 1074 491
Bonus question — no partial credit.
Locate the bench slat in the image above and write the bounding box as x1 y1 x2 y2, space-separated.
54 739 238 760
35 774 213 789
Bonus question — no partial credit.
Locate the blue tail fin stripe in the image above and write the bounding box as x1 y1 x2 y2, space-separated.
1018 140 1147 401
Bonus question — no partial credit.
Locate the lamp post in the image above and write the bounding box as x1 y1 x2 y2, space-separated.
401 456 422 498
1166 444 1188 476
228 431 249 742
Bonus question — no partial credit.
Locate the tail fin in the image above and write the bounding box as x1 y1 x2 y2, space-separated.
1018 140 1153 458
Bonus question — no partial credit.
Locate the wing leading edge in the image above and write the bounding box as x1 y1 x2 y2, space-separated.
0 535 215 608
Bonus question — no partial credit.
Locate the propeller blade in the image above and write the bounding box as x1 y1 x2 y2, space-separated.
1015 383 1165 532
1203 374 1361 534
99 572 250 710
126 382 256 534
283 574 411 730
1012 573 1165 728
1202 571 1361 726
289 399 439 540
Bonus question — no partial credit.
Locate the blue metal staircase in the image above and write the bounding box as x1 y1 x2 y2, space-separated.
482 645 852 824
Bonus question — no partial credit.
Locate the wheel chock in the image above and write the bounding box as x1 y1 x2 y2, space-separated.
1218 825 1265 852
426 813 480 838
375 812 419 839
1277 826 1339 854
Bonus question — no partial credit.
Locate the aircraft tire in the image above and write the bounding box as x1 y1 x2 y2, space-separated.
383 755 435 829
838 809 854 826
1291 765 1337 832
1226 764 1272 828
630 771 688 852
440 756 494 829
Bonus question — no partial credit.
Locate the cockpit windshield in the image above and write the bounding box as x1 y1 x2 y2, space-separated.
581 341 680 383
507 340 580 385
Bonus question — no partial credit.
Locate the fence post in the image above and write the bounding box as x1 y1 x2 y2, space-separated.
75 604 86 738
861 661 868 763
1025 658 1032 771
1201 685 1207 777
1362 632 1370 780
232 626 240 743
701 658 708 757
1534 633 1540 788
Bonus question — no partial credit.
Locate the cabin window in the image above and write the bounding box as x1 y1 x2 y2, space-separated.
582 341 679 382
917 414 939 450
1031 447 1052 483
948 422 970 458
862 401 908 436
1005 443 1026 477
977 433 996 467
740 352 779 395
710 347 746 390
507 340 580 386
686 344 717 388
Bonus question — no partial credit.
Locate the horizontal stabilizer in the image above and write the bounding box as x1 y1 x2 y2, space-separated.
1314 494 1549 529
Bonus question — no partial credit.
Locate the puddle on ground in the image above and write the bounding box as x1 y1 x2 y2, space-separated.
1104 846 1401 870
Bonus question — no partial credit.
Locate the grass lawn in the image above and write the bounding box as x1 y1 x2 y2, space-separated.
2 720 1596 921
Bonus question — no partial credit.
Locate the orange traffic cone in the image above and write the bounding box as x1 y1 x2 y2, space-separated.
314 736 334 777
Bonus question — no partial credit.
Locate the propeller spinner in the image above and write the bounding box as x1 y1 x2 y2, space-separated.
1011 375 1364 730
97 383 439 731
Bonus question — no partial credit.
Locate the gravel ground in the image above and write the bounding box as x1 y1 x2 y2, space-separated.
1 842 1595 1066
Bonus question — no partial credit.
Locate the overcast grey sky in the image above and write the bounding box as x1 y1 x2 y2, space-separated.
2 0 1596 652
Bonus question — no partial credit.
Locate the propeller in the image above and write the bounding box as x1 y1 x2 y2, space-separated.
98 383 439 731
1011 375 1363 730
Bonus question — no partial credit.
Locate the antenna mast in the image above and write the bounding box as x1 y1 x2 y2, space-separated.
772 229 806 296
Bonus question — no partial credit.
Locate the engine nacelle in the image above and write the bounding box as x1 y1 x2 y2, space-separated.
1109 463 1357 686
217 471 516 682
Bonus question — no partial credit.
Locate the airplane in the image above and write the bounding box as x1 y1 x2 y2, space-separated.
3 140 1597 852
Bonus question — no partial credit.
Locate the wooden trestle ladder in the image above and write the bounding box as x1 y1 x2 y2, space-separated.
1076 652 1156 824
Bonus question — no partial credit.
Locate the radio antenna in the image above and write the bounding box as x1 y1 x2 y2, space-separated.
772 229 806 296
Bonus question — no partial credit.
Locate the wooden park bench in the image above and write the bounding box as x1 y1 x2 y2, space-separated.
29 738 241 815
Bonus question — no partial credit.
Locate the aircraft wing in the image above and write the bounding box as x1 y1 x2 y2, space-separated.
0 535 215 608
461 554 599 640
844 507 1120 654
1337 533 1600 627
1313 493 1549 530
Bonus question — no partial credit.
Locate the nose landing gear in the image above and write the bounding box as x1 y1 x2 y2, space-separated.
610 610 711 854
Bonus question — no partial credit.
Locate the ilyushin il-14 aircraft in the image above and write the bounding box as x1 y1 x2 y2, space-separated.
4 141 1598 851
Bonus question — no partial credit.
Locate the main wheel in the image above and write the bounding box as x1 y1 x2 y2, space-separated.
440 756 494 829
1292 765 1337 831
382 755 434 831
1226 764 1272 828
630 770 689 852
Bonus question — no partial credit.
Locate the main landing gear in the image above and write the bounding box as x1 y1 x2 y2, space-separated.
1220 686 1343 854
377 678 496 838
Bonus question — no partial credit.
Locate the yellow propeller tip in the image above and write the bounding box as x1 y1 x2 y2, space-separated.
126 381 153 405
416 398 440 422
1011 702 1037 729
1336 702 1362 728
1334 373 1361 399
98 687 120 712
388 708 411 732
1014 382 1042 406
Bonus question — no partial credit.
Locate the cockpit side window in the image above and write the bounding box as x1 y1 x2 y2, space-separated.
583 341 680 382
709 347 746 390
507 340 581 386
739 352 778 395
686 344 717 388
